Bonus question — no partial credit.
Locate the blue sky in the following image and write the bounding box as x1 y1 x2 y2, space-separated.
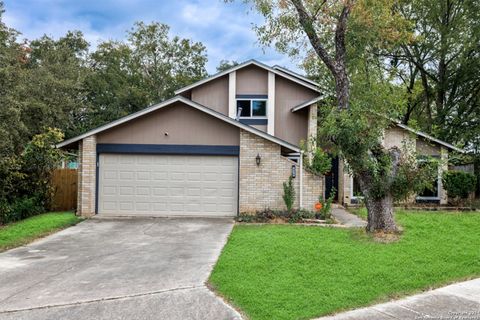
2 0 301 74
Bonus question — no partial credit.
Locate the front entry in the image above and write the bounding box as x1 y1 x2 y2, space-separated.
325 156 339 201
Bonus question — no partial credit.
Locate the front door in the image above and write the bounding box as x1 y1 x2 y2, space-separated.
325 156 339 201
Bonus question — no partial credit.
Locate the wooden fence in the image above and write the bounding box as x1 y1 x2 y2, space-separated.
50 168 77 211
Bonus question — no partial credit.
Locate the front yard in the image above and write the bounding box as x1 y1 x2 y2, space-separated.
209 211 480 320
0 212 81 252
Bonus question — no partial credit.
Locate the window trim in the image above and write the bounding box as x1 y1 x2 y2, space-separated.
416 157 441 200
236 98 268 119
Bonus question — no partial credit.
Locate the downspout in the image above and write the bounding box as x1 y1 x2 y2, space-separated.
299 151 303 209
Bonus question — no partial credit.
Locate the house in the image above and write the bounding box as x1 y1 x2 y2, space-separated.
58 60 462 217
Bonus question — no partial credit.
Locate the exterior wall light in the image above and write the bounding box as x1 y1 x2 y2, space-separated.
256 154 261 166
292 165 296 178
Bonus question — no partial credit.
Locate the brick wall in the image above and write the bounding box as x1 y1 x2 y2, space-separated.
239 130 323 212
77 135 97 217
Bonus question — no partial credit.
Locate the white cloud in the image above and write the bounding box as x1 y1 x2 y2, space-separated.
2 0 304 74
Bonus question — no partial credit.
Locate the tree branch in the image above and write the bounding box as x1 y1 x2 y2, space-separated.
335 3 352 66
290 0 337 76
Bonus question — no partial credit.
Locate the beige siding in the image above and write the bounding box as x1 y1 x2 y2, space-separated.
190 75 229 115
275 77 318 146
383 127 415 150
97 102 239 146
416 138 441 156
236 65 268 95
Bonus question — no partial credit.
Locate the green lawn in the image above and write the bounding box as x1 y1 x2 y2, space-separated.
0 212 82 252
209 211 480 320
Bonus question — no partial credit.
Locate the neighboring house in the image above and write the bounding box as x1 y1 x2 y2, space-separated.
58 60 462 217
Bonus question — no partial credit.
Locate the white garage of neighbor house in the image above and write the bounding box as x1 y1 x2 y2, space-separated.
58 96 323 218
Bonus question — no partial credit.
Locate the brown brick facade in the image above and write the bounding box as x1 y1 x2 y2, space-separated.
77 135 97 217
239 130 323 213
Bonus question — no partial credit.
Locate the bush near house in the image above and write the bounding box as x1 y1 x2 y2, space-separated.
282 176 295 212
442 171 477 203
0 128 64 225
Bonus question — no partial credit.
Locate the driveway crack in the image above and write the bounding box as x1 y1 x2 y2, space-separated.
0 285 205 314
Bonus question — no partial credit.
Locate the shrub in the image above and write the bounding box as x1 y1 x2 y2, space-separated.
442 171 477 201
288 208 315 223
282 176 296 212
309 148 332 175
300 139 332 176
316 188 336 220
0 196 44 225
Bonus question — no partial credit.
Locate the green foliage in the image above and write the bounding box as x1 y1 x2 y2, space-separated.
85 22 208 130
216 59 240 72
310 148 332 175
288 208 315 223
301 139 332 175
235 208 315 224
390 155 439 202
392 0 480 150
0 128 64 224
282 176 295 212
442 171 477 200
317 188 336 220
0 196 44 225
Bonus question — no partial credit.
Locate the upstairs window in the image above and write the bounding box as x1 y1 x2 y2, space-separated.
236 99 267 118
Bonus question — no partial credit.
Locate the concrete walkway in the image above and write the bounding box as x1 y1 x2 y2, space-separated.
331 205 367 228
315 278 480 320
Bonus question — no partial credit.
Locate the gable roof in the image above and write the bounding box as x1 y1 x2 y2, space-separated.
174 59 320 95
57 96 300 152
394 122 464 153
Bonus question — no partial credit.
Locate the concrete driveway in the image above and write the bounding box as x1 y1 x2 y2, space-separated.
0 217 241 320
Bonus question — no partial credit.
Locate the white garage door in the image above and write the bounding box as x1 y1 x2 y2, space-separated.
98 154 238 217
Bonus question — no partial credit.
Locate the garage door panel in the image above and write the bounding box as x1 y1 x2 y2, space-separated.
98 154 238 216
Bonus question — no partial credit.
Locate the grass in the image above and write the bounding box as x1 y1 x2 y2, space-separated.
209 211 480 320
0 212 82 252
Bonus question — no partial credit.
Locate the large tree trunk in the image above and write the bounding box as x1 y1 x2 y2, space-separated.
364 194 398 233
356 147 401 233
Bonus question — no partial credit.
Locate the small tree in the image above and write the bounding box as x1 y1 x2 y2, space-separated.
283 176 296 212
21 127 64 208
442 171 477 204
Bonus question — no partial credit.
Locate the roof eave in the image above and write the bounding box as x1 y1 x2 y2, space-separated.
394 123 465 153
291 96 322 113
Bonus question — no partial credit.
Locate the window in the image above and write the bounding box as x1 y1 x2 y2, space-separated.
236 99 267 118
351 176 364 199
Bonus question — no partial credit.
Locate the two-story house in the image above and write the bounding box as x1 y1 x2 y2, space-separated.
59 60 462 217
